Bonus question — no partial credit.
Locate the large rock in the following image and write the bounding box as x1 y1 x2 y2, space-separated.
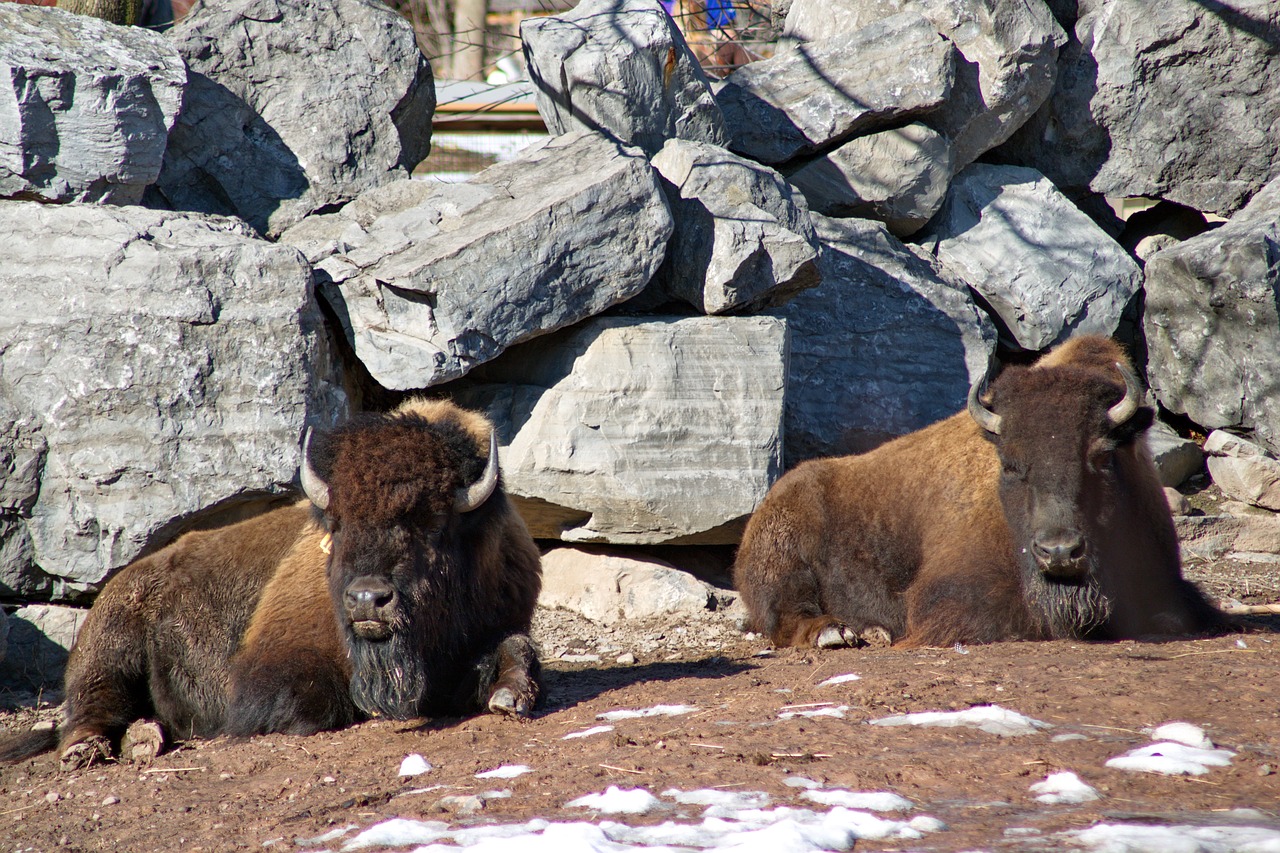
716 12 955 165
916 163 1143 351
1144 176 1280 455
451 315 787 545
1205 431 1280 512
521 0 727 156
282 132 673 392
0 202 348 596
0 604 86 693
783 123 954 237
780 0 1065 168
0 5 185 205
640 138 819 314
998 0 1280 216
539 547 715 626
148 0 435 237
772 214 996 464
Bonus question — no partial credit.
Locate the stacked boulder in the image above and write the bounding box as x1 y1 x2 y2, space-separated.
3 0 1280 673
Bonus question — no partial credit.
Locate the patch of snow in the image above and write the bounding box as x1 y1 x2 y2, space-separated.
1052 733 1090 742
475 765 532 779
1105 742 1236 776
397 754 432 777
597 704 698 722
1029 771 1100 805
566 786 664 815
800 790 913 812
784 777 822 789
662 788 771 810
868 704 1051 737
1069 822 1280 852
817 673 861 687
1147 722 1214 750
562 725 615 740
779 705 849 720
340 817 449 849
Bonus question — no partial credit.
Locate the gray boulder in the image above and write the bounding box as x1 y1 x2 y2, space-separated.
539 547 715 626
283 132 673 391
0 5 185 205
0 202 348 596
640 138 819 314
521 0 727 156
0 604 86 693
1144 176 1280 455
998 0 1280 216
1146 421 1205 489
770 214 996 465
1205 431 1280 513
716 12 956 165
452 315 787 545
917 163 1143 351
780 0 1065 168
148 0 435 237
783 123 954 237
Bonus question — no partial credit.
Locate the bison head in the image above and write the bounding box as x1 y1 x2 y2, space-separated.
968 358 1153 585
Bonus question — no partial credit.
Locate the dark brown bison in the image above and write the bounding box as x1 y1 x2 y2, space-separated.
733 336 1226 649
0 399 542 769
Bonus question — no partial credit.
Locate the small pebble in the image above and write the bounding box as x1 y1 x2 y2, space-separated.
101 796 120 806
1258 764 1274 777
45 792 60 804
616 652 637 665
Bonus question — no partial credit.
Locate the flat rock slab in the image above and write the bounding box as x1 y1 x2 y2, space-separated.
283 131 672 391
0 5 185 204
1205 431 1280 513
539 547 714 626
451 315 787 545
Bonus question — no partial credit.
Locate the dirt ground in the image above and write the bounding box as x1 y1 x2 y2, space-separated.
1 555 1278 852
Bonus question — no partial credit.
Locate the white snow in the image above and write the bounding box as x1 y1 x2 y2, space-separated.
596 704 698 722
800 790 913 812
397 754 432 777
1105 742 1236 776
817 673 862 687
868 704 1051 737
1070 823 1280 852
562 725 615 740
566 786 664 815
341 817 450 849
778 704 849 720
662 788 772 810
1029 771 1100 805
475 765 533 780
1147 722 1214 750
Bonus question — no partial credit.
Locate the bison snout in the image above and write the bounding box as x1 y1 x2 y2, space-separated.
1031 531 1088 577
343 577 397 639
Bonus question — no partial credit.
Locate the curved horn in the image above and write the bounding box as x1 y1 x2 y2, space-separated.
456 430 500 513
1107 361 1143 426
299 429 330 512
967 369 1002 435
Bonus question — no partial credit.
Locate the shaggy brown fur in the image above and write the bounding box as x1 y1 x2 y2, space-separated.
0 400 542 769
734 336 1226 650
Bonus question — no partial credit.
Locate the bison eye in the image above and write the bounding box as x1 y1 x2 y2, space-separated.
1001 458 1028 480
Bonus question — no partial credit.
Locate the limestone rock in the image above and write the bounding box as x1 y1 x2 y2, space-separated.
451 315 787 545
0 604 87 692
539 547 714 625
0 202 348 595
0 5 185 204
917 163 1143 351
780 0 1065 168
641 138 819 314
521 0 727 156
1205 431 1280 513
998 0 1280 217
1146 421 1205 489
770 214 996 464
1144 176 1280 455
282 132 673 392
716 12 955 165
783 123 954 237
148 0 435 237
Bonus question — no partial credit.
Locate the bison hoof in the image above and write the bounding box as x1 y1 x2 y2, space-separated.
122 721 165 765
487 686 533 718
859 626 893 648
60 735 113 771
816 624 858 649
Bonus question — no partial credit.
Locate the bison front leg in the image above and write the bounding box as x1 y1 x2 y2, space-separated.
458 634 542 718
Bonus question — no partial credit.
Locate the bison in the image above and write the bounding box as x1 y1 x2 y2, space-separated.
0 399 542 769
733 335 1226 650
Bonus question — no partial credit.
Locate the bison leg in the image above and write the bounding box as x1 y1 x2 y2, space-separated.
225 647 358 737
59 734 114 771
121 720 165 765
454 634 542 719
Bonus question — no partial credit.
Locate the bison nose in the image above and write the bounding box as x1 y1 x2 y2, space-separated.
1032 531 1087 572
344 576 396 619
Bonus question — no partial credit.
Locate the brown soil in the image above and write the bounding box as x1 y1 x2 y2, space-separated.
2 559 1278 852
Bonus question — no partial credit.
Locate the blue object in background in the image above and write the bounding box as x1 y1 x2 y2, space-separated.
705 0 736 28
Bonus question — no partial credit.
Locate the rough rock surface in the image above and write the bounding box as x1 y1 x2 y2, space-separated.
521 0 727 156
642 138 819 314
716 12 955 165
0 604 85 692
539 547 718 626
1205 431 1280 513
1144 176 1280 455
282 132 673 391
1146 421 1205 489
780 0 1065 169
0 202 348 595
0 4 185 205
998 0 1280 216
451 315 787 545
770 214 996 464
917 163 1143 352
783 123 953 237
148 0 435 237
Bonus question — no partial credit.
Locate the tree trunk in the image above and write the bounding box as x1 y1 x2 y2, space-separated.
450 0 488 81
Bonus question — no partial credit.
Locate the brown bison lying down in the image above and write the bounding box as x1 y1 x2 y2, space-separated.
1 399 542 769
734 336 1226 649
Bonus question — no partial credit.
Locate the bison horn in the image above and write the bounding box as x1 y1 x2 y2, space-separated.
967 370 1002 435
1106 361 1142 427
456 430 500 513
299 429 331 512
